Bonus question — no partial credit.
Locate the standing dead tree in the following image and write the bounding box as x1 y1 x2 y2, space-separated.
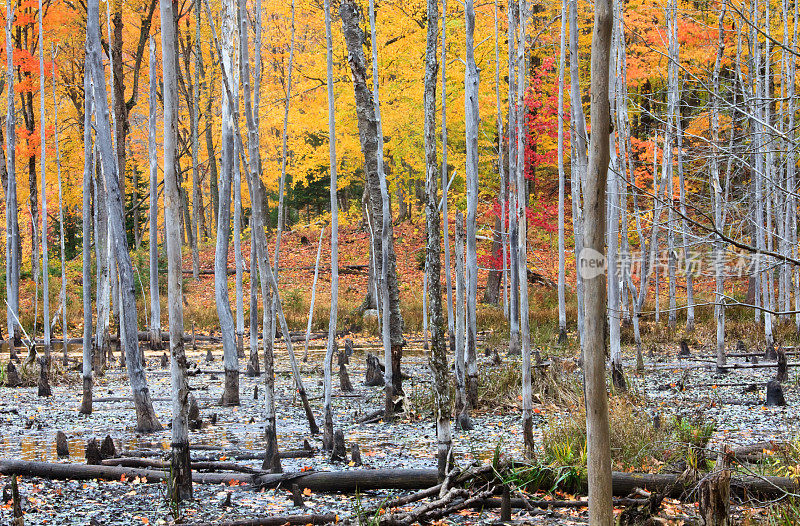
86 0 162 433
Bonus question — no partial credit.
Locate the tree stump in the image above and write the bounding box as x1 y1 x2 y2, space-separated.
330 430 347 463
206 349 214 363
766 380 786 407
253 385 259 400
188 394 200 421
5 361 21 387
777 349 788 383
766 343 778 361
365 353 383 387
350 443 362 466
100 436 116 459
37 356 51 397
338 349 354 392
736 340 747 354
678 340 691 358
697 453 731 526
55 431 69 458
9 344 18 362
291 483 304 507
160 353 168 368
85 439 102 465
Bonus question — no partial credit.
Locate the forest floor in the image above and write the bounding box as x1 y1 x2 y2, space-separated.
0 328 795 525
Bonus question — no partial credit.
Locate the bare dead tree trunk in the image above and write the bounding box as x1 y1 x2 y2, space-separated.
148 37 162 353
323 0 339 450
37 0 51 398
340 0 405 411
53 56 69 368
87 0 162 433
216 0 239 406
465 0 480 413
423 0 451 479
5 0 20 349
80 42 94 416
158 4 192 496
584 0 614 518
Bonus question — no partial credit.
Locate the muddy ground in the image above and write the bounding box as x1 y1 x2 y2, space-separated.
0 336 792 524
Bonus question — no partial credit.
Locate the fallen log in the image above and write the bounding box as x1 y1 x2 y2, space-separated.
0 459 246 485
184 513 338 526
254 469 440 492
3 462 796 500
118 447 314 461
101 458 265 474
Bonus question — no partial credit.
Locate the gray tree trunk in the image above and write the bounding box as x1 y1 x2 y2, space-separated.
584 0 614 519
217 0 239 406
506 2 520 355
80 50 94 416
441 0 453 355
423 0 451 478
323 0 339 451
148 37 162 353
87 0 162 433
340 1 404 410
37 0 51 398
712 2 727 373
5 0 20 348
189 0 201 282
557 0 567 343
454 212 469 429
514 0 533 452
465 0 479 412
159 3 192 498
302 226 325 363
53 63 68 368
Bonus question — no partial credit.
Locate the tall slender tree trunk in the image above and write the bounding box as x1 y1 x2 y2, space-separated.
148 37 162 353
507 2 521 356
424 0 451 479
302 226 325 363
712 2 727 373
340 0 404 411
87 0 162 433
569 0 588 351
584 0 614 518
37 0 51 398
189 0 201 282
557 0 567 344
464 0 480 412
79 48 94 416
323 0 339 450
159 2 192 499
217 0 239 406
514 0 534 453
607 8 624 391
454 212 469 429
441 0 453 356
53 66 69 367
5 0 20 349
